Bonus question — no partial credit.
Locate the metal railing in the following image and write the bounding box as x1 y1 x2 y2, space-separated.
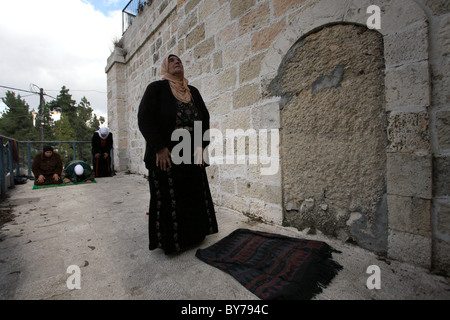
123 0 149 33
0 136 111 195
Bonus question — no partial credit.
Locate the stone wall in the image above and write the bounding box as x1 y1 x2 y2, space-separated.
106 0 450 274
270 24 388 254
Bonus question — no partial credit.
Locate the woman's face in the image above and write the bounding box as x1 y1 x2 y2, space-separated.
168 55 184 76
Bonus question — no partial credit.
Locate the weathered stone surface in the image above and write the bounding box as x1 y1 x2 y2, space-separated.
436 110 450 150
384 22 428 67
251 19 286 53
273 24 387 253
186 23 205 50
388 229 431 268
239 53 265 84
434 156 450 197
193 36 215 60
230 0 255 20
433 238 450 275
387 111 430 153
387 195 431 237
107 0 448 273
238 2 270 36
232 83 260 109
423 0 450 16
387 153 432 199
273 0 307 17
436 199 450 236
385 62 430 111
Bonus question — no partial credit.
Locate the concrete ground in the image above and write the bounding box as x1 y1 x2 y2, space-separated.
0 172 449 300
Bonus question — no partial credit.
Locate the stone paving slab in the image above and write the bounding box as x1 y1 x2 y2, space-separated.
0 173 449 300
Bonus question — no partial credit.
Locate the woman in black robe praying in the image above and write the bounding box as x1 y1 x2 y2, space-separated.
92 127 113 177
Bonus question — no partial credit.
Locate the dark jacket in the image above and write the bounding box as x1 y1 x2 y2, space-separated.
138 80 210 169
32 152 63 177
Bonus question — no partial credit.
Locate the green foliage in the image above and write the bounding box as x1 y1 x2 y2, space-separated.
1 87 105 162
0 91 38 140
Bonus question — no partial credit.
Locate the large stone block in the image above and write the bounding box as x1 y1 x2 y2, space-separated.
249 201 283 225
251 19 286 53
434 156 450 197
387 111 430 153
238 2 270 36
385 62 430 111
186 23 205 50
251 100 280 130
221 193 249 214
273 0 307 18
230 0 255 20
432 238 450 275
387 195 431 237
217 67 237 92
236 178 281 205
435 198 450 236
232 83 260 109
208 92 233 116
384 21 428 67
387 153 432 199
436 110 450 150
193 36 215 60
388 229 431 268
205 5 229 37
221 108 252 130
223 36 251 68
423 0 450 16
239 53 265 84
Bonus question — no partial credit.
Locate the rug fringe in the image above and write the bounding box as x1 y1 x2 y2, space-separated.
268 245 342 300
280 247 342 300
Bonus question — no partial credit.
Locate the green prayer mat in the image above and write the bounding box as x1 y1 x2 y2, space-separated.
32 180 96 190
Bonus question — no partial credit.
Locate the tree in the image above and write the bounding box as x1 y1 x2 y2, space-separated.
47 86 105 162
0 91 38 141
53 113 76 165
1 86 105 163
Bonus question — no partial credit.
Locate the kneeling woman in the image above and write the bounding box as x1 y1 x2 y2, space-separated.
138 54 218 255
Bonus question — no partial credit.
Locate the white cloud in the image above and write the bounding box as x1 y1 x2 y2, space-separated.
0 0 123 121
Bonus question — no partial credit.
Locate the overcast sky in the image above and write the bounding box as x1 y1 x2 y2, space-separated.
0 0 128 122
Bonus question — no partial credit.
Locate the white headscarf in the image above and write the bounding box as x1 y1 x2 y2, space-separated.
74 164 84 176
97 127 109 139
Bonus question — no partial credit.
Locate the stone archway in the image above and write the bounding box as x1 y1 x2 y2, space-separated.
270 23 388 254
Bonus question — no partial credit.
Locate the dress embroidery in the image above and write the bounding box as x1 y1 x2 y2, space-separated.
175 100 199 128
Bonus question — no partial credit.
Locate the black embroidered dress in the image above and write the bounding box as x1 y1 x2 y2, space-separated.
147 99 218 254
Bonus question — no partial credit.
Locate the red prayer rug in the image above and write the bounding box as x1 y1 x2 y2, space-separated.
196 228 342 300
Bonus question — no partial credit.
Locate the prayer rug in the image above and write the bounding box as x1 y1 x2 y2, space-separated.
32 180 96 190
195 228 342 300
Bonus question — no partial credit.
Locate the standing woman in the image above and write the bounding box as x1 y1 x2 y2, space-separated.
92 127 113 177
138 54 218 255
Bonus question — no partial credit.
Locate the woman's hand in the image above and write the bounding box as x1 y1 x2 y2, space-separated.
37 175 45 183
156 147 172 171
194 147 205 167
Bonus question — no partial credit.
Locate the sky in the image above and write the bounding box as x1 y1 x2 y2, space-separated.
0 0 128 123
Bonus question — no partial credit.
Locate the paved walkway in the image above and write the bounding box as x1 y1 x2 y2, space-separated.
0 173 449 300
